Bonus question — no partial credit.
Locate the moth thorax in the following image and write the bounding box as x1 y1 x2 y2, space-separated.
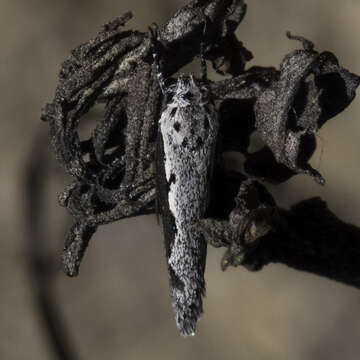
171 75 207 106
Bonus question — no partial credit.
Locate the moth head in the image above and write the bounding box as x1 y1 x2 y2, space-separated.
172 74 205 105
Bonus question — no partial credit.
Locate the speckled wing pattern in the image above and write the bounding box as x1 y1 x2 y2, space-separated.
157 75 219 336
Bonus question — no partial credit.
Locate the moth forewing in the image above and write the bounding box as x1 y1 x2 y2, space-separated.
157 75 219 336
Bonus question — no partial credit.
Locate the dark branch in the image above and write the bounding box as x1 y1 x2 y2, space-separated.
201 177 360 289
268 198 360 289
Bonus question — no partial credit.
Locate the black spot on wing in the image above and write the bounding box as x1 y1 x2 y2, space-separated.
169 173 176 184
204 116 210 130
184 92 193 101
174 122 181 132
196 136 203 148
170 108 177 117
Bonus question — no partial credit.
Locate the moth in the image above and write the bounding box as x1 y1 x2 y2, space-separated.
153 35 219 336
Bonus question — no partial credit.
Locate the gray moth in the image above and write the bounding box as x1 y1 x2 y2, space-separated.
156 71 219 336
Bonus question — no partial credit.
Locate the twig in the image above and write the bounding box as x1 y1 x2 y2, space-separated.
200 177 360 289
261 198 360 288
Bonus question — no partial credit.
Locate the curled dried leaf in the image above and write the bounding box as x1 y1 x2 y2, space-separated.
252 33 360 184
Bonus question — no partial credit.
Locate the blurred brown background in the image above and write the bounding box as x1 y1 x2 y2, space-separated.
2 0 360 359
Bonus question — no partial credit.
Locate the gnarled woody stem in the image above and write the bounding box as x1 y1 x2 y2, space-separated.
200 177 360 289
259 198 360 288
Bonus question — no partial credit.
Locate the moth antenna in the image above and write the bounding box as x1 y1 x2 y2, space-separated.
200 42 207 81
315 132 326 171
148 24 166 94
200 22 208 81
